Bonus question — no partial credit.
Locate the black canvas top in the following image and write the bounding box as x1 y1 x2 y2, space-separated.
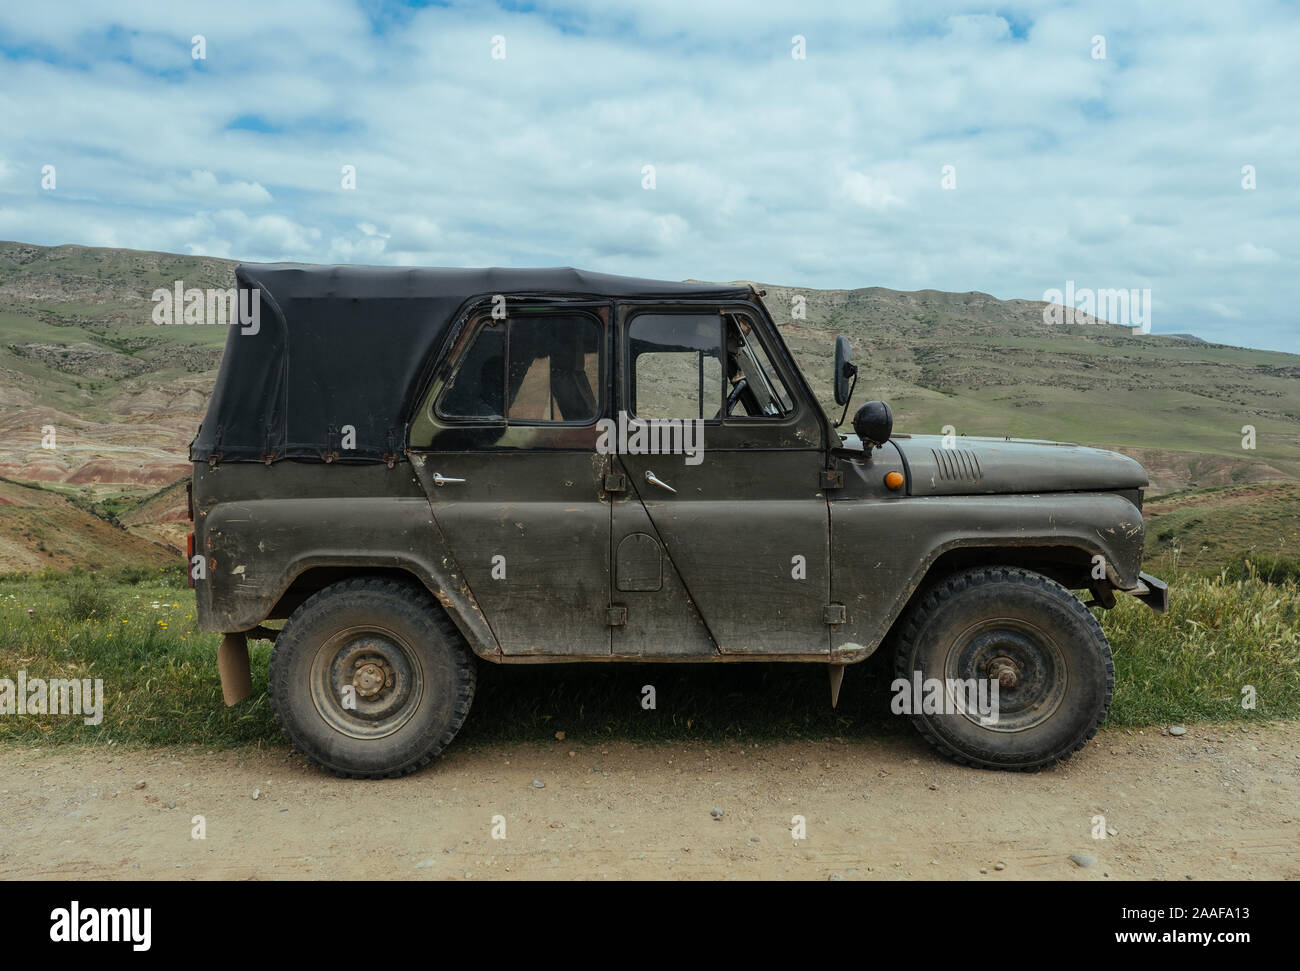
190 263 752 464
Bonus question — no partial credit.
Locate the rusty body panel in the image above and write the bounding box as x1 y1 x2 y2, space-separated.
616 448 831 655
823 432 1147 660
607 300 833 656
409 449 612 656
610 485 716 657
192 461 500 657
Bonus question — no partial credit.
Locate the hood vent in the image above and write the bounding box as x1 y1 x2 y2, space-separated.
931 447 982 483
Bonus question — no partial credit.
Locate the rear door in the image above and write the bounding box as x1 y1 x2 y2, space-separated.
408 304 614 656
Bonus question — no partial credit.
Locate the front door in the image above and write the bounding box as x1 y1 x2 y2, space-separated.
612 305 832 656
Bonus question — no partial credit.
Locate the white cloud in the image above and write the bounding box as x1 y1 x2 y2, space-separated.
1208 301 1243 319
0 0 1295 350
841 172 904 211
387 215 441 252
1235 243 1280 264
177 170 273 205
944 13 1011 43
207 211 321 257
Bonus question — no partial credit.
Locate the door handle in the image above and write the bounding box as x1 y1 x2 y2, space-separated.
644 470 677 494
431 473 466 486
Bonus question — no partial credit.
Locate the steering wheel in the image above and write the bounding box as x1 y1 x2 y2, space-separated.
725 378 749 417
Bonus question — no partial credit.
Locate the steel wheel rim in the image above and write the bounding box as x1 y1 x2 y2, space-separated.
941 617 1067 733
309 625 424 740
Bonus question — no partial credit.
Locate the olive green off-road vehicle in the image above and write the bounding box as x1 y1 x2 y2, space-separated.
189 264 1167 777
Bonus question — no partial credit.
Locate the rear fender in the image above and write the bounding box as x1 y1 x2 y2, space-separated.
195 495 500 657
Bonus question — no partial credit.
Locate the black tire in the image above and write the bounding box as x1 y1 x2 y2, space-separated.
892 566 1113 771
268 577 476 778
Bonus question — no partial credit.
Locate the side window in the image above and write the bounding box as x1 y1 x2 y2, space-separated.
628 313 723 420
437 312 602 423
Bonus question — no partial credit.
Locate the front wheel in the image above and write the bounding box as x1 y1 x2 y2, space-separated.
268 577 476 778
892 566 1114 770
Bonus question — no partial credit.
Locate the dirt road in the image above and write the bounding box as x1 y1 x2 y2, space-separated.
3 723 1297 880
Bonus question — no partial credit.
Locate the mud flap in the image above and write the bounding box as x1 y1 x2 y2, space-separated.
218 632 253 705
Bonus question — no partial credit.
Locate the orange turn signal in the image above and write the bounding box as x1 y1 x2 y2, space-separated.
884 471 905 491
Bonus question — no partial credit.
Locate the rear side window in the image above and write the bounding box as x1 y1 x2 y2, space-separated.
437 312 602 423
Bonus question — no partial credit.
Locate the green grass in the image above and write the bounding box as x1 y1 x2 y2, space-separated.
0 575 275 747
0 311 91 342
1222 554 1300 585
1 568 1294 752
1104 571 1300 725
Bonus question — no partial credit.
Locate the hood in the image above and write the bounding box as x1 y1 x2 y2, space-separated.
873 434 1148 496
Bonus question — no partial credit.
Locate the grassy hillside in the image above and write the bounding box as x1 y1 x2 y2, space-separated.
1143 482 1300 576
118 478 190 552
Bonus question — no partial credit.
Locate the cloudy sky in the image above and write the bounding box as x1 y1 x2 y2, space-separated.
0 0 1296 350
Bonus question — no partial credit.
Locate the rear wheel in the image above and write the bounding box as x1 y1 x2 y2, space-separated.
268 577 476 778
892 566 1113 770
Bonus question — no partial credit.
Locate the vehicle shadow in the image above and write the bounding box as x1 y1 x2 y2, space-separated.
457 648 908 746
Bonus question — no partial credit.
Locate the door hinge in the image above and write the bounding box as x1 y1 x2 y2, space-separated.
607 606 628 627
820 469 844 489
823 604 846 625
603 472 626 493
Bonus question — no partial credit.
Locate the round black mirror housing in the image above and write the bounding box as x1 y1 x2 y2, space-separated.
833 335 857 406
853 400 893 449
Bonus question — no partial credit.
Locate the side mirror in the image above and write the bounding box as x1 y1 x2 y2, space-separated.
833 335 858 406
853 400 893 449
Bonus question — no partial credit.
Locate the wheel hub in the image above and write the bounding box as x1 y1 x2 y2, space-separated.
987 656 1019 689
353 659 390 698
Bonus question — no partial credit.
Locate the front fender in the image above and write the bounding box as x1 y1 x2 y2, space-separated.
829 491 1145 659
